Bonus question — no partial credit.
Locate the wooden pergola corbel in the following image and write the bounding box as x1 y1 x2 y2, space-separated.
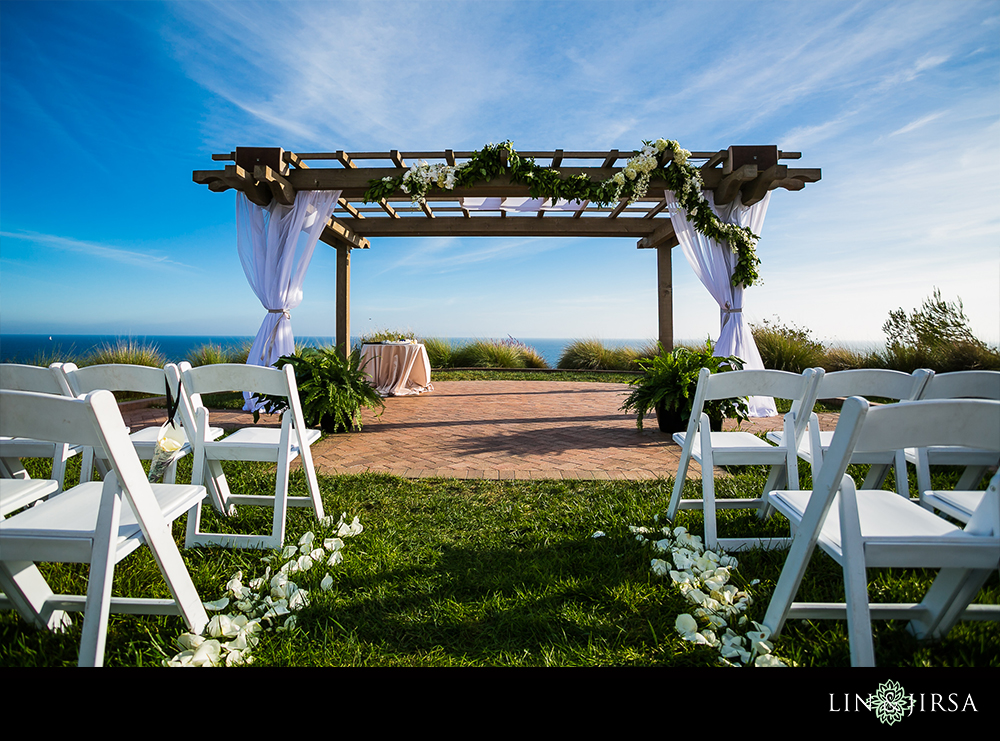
194 145 819 356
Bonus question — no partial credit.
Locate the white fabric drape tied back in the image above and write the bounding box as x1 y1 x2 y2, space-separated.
666 189 776 417
236 189 341 410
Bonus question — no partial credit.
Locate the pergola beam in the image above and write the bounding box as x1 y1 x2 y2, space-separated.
193 145 820 361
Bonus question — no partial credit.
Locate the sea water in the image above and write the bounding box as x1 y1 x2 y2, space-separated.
0 334 663 369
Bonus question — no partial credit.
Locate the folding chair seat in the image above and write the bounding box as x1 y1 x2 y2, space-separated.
169 362 324 550
1 478 60 519
56 363 223 484
765 368 931 495
0 389 209 666
762 397 1000 667
905 371 1000 496
0 363 88 488
666 367 823 552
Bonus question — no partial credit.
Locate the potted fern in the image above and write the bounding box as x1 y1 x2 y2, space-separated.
619 343 747 432
253 345 385 433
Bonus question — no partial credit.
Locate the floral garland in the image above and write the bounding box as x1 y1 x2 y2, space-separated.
162 512 363 667
628 520 789 667
363 139 762 287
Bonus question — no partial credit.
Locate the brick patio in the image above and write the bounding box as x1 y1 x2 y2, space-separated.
121 380 841 481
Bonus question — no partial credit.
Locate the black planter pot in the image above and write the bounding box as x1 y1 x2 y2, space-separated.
319 411 356 434
654 404 723 433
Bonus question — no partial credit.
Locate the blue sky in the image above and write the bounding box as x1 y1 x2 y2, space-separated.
1 0 998 346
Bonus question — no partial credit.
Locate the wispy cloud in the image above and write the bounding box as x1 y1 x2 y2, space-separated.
0 231 198 272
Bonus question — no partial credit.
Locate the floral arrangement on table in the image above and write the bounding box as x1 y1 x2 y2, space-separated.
627 519 789 667
162 512 363 667
363 139 762 287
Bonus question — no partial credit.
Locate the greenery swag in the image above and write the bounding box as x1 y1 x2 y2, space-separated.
363 139 762 287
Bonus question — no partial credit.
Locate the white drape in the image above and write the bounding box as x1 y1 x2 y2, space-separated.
236 189 341 376
666 189 776 417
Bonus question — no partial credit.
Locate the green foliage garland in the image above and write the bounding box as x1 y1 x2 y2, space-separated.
363 139 762 287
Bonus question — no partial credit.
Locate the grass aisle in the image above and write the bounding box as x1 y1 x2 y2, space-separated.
1 458 997 667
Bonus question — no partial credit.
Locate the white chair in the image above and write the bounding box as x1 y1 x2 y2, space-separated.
906 371 1000 496
0 363 88 488
1 478 60 519
56 363 223 484
0 389 209 666
666 367 824 552
763 397 1000 667
765 368 932 495
169 362 324 550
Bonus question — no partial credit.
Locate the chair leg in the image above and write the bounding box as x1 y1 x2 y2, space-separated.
908 567 994 640
78 478 124 667
0 560 72 631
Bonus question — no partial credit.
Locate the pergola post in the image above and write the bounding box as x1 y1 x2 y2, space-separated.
657 245 673 352
336 244 351 357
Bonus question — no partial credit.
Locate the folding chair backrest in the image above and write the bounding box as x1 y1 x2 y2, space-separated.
814 397 1000 507
178 362 295 404
815 368 931 401
701 368 819 404
0 389 143 483
918 370 1000 401
59 363 170 398
0 364 67 395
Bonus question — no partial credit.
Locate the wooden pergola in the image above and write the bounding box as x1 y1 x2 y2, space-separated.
194 145 820 352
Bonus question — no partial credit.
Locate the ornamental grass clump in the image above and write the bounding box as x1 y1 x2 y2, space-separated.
420 337 454 368
557 339 648 371
85 337 165 367
186 342 250 367
450 338 550 369
751 318 826 373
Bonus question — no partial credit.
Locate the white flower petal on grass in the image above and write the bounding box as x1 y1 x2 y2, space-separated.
675 613 699 637
323 537 344 552
298 531 315 547
327 550 344 567
281 545 298 559
297 554 315 572
309 548 325 562
755 654 787 667
651 559 669 577
176 632 205 651
288 588 309 611
207 614 241 639
592 531 606 538
320 573 334 591
203 597 230 612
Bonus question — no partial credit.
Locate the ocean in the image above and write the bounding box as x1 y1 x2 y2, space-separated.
0 334 659 369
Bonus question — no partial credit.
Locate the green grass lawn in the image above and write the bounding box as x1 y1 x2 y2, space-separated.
2 453 996 668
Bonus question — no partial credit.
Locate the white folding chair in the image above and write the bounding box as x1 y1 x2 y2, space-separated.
0 363 88 488
0 389 209 666
666 367 823 552
1 478 60 519
906 371 1000 496
169 362 324 550
57 363 223 484
765 368 932 496
763 397 1000 667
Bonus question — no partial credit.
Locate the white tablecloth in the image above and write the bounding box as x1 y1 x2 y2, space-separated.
360 343 434 397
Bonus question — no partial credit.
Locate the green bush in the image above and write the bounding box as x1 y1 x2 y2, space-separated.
357 328 416 344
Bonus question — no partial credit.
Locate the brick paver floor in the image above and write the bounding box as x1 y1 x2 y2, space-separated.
121 380 841 481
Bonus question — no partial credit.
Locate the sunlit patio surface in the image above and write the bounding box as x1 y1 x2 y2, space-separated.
122 380 841 481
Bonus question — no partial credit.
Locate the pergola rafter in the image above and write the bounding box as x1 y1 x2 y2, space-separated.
194 146 820 354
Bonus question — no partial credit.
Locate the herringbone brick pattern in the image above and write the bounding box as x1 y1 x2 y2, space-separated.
121 380 841 481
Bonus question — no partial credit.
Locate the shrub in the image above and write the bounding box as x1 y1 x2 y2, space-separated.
186 343 243 367
751 318 825 373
